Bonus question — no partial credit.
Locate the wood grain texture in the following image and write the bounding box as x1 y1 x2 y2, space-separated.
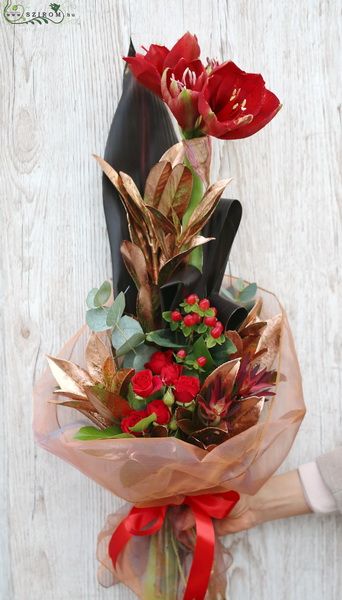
0 0 341 598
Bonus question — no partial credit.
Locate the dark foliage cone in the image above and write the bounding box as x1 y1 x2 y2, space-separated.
103 41 178 314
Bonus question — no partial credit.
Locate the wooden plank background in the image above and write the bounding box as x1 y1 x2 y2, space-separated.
1 0 341 598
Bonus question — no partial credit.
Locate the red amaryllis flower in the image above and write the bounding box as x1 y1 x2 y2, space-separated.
198 61 281 139
161 59 207 132
123 32 201 99
146 400 171 425
131 369 162 398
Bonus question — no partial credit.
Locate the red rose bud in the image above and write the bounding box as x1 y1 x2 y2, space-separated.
161 363 182 386
183 314 197 327
199 298 210 310
145 350 174 374
171 310 182 322
198 60 281 140
204 316 217 327
177 349 187 359
196 356 207 367
162 388 175 406
146 399 171 425
131 369 163 398
121 410 148 436
174 375 200 404
185 294 199 305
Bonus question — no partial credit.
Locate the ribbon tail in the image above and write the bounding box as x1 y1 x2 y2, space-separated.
108 514 133 568
183 507 216 600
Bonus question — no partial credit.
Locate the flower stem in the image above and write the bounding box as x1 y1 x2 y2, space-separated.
182 160 203 271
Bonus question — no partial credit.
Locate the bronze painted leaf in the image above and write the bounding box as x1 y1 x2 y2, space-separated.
137 282 161 331
158 236 214 286
239 296 263 330
188 427 230 450
120 240 149 288
144 160 172 206
93 155 128 199
84 386 116 421
102 356 117 391
180 179 232 246
158 163 193 218
106 394 132 420
150 425 169 437
199 359 241 404
85 333 112 384
183 136 212 187
257 314 283 370
146 205 177 235
112 368 135 396
229 396 264 436
160 142 184 166
47 356 93 396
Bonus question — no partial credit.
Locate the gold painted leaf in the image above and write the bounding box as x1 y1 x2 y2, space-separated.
144 160 172 206
257 314 283 369
102 357 117 391
111 368 135 396
229 396 264 436
239 297 263 330
84 386 115 421
183 136 212 187
199 359 241 402
85 333 112 384
93 155 127 199
160 142 184 166
47 356 93 396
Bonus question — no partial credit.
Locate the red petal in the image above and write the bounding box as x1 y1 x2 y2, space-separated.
124 54 162 97
164 32 200 68
144 44 169 73
221 90 281 139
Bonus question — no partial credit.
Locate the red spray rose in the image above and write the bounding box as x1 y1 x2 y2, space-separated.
145 350 174 375
146 400 171 425
121 410 147 436
174 375 200 404
124 32 201 99
131 369 162 398
198 61 281 139
160 363 182 386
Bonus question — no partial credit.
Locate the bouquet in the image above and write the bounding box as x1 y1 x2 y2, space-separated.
33 33 305 599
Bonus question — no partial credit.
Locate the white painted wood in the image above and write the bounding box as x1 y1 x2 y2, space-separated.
0 0 341 598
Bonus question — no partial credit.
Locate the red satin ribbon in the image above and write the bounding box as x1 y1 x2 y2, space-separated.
108 490 240 600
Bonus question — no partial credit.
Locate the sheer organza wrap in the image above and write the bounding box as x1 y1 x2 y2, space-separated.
33 283 305 599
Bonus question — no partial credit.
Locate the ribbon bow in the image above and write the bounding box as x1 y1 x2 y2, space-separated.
108 490 240 600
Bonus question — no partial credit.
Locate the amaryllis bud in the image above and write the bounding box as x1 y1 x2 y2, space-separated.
163 388 175 406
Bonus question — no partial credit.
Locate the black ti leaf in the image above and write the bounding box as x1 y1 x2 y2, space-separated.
201 198 247 329
103 40 178 314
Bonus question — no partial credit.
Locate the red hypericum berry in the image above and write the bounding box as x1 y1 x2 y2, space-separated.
204 316 217 327
183 314 197 327
199 298 210 310
191 313 201 324
177 349 187 359
171 310 182 322
210 326 222 339
211 307 218 316
196 356 207 367
186 294 199 305
215 321 224 332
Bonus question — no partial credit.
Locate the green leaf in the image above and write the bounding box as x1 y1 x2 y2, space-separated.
235 278 245 292
112 315 144 350
123 344 156 371
162 311 172 323
205 336 216 349
170 321 178 332
127 384 147 410
129 412 157 432
238 283 257 302
86 307 110 331
182 326 192 337
211 338 237 364
74 425 132 440
106 291 125 327
191 336 215 369
146 329 185 348
86 287 98 309
94 280 112 307
116 333 146 357
196 323 207 334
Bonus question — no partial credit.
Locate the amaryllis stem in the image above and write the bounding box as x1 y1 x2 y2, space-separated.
182 161 204 271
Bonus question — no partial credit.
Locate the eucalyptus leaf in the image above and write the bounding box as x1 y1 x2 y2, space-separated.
74 425 132 440
94 280 112 307
86 287 98 309
123 344 156 371
146 329 185 349
112 315 144 350
106 291 125 327
86 307 110 332
115 333 146 357
129 412 157 432
239 283 257 302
